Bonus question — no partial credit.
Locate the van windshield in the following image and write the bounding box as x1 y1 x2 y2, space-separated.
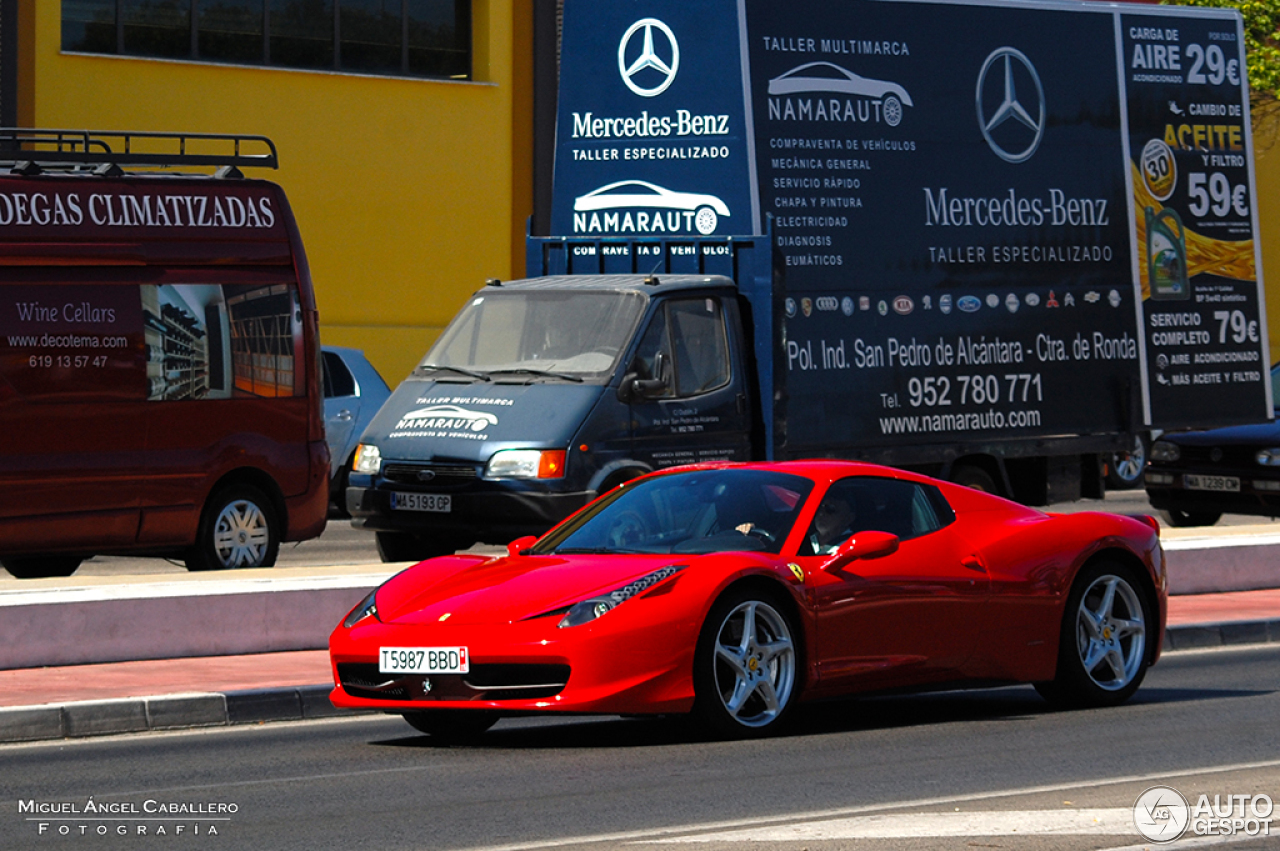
420 290 646 380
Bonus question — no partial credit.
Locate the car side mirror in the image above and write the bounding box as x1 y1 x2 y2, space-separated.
822 530 899 572
507 535 538 557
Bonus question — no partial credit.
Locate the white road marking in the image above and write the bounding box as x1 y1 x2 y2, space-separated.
460 758 1280 851
641 809 1135 841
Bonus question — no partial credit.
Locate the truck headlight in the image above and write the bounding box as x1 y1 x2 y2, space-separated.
353 444 382 474
486 449 566 479
1149 441 1181 463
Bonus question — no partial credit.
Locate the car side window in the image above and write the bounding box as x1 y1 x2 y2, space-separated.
323 351 356 398
629 298 730 398
800 477 954 556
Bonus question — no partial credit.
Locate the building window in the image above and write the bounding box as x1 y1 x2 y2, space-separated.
61 0 470 80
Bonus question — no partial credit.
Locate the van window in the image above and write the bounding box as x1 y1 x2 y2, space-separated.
631 297 730 398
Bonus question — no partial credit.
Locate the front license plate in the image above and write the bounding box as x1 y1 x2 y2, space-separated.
1184 474 1240 492
379 646 469 674
390 491 451 512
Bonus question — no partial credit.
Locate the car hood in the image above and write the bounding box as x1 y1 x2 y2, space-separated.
374 552 692 626
1166 419 1280 447
362 378 606 463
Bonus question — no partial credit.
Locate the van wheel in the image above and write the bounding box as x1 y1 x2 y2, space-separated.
1162 509 1221 528
186 485 280 571
2 556 83 579
375 532 463 563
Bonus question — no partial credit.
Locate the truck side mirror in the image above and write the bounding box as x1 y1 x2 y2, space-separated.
618 351 669 402
822 530 899 573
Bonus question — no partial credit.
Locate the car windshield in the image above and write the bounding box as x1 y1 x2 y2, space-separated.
532 468 814 556
420 290 646 380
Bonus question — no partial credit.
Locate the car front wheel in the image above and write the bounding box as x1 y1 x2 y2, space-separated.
2 556 83 579
693 587 799 737
1036 562 1152 708
186 484 280 571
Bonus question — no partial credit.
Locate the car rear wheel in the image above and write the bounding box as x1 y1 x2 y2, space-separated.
185 484 280 571
1035 562 1152 708
402 710 499 743
693 587 799 737
2 556 83 579
1162 508 1222 528
375 531 465 563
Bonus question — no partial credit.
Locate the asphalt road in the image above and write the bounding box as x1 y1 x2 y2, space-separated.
3 643 1277 850
63 488 1280 578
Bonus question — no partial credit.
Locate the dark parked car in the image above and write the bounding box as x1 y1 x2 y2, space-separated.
1144 363 1280 527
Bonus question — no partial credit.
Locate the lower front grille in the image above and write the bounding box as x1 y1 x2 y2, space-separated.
337 662 570 701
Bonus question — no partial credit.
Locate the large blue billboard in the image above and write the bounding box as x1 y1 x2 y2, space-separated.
552 0 1269 452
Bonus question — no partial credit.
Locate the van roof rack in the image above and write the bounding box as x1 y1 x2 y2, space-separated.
0 129 278 173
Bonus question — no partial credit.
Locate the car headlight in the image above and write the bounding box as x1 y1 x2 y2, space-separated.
486 448 566 479
342 588 380 628
1257 448 1280 466
353 444 382 474
1149 441 1181 463
558 564 685 628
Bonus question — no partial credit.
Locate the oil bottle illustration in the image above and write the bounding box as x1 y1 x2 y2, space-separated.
1146 206 1188 300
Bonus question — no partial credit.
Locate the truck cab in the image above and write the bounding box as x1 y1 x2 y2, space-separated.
346 273 756 562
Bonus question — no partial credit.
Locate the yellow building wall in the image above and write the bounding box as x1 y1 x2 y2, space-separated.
20 0 534 387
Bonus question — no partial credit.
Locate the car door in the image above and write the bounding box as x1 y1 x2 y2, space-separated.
623 295 751 468
323 349 360 478
801 477 990 690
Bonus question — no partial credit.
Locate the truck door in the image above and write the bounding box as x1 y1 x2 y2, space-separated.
623 295 751 468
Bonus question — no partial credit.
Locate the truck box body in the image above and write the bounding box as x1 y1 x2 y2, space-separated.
347 0 1271 559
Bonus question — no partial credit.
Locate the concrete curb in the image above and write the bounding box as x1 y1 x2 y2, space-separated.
0 685 372 744
1 621 1276 746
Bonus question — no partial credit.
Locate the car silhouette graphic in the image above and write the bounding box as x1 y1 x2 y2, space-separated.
573 180 730 234
768 61 913 125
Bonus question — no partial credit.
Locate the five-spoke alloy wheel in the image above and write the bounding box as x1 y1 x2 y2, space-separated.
694 587 798 737
1037 562 1152 708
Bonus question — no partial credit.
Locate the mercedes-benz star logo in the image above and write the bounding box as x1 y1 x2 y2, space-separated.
976 46 1044 164
619 18 679 97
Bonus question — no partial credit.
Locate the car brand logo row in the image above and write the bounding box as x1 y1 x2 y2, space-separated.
785 289 1125 318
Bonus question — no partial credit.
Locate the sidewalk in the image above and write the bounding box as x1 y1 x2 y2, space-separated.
1 588 1277 745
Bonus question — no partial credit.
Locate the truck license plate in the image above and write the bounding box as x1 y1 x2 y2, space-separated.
390 492 451 512
379 646 469 674
1184 474 1240 492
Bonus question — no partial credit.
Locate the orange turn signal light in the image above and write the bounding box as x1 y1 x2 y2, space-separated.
538 449 567 478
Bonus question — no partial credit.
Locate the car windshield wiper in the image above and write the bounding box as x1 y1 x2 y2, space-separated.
489 368 584 383
415 363 491 381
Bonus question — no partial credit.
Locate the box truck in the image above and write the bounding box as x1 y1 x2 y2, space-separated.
347 0 1271 561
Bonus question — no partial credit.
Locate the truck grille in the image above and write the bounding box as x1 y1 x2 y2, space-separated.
382 463 479 487
337 663 570 701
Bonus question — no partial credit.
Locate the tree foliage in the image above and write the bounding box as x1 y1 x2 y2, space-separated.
1161 0 1280 134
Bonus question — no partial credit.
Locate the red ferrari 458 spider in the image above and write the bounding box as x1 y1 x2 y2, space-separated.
329 461 1166 739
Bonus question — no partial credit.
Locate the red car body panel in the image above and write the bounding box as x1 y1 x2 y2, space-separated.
329 461 1166 716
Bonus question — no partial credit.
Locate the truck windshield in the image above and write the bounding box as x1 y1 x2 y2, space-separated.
420 290 646 380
